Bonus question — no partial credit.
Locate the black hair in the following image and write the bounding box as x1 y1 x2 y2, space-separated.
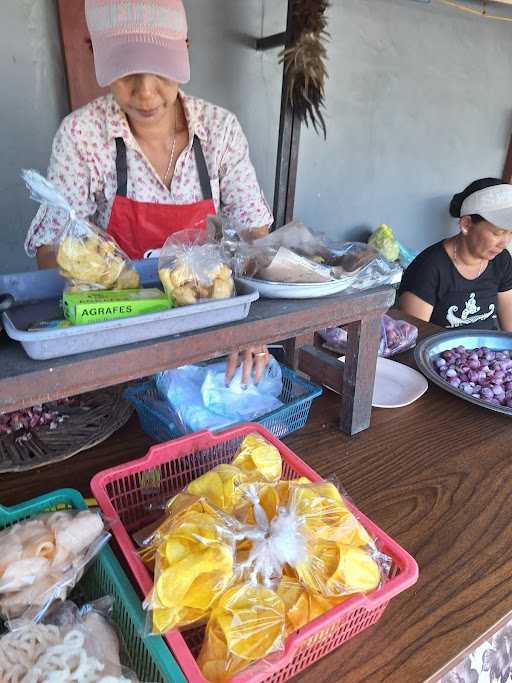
449 177 503 223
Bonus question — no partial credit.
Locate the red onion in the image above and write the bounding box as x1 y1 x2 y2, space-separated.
433 345 512 409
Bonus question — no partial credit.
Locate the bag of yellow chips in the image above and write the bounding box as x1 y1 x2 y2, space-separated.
145 509 236 634
158 228 235 306
197 583 286 683
22 170 140 292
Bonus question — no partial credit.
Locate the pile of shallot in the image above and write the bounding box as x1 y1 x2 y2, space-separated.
0 405 66 435
434 345 512 408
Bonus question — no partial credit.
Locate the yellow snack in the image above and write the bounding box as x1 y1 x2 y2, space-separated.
198 582 285 681
187 465 247 514
174 285 197 306
289 482 371 546
198 620 247 683
232 433 282 482
295 540 380 597
114 266 140 289
150 511 235 632
57 235 126 289
212 278 234 300
277 576 334 635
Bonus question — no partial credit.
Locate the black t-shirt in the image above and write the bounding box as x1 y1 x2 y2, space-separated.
398 241 512 329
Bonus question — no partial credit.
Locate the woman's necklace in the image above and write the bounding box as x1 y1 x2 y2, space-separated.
453 238 485 278
163 103 178 188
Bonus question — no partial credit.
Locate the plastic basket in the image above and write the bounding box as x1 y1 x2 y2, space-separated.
123 365 323 443
91 424 419 683
0 489 186 683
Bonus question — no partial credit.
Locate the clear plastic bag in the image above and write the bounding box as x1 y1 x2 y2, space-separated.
319 314 418 358
158 228 235 306
154 357 284 434
229 222 402 290
22 170 140 292
0 597 142 682
0 509 109 624
380 315 418 357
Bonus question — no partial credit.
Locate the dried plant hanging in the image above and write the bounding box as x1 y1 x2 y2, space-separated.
436 0 512 21
279 0 330 138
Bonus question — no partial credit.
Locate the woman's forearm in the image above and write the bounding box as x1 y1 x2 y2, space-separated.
36 246 58 270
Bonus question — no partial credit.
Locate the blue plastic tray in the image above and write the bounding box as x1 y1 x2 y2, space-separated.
124 364 322 442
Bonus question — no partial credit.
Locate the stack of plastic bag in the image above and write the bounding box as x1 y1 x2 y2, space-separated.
22 170 140 292
155 356 284 434
140 433 390 683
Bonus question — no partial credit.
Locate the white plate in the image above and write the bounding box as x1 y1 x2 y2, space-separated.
237 275 356 299
339 356 428 408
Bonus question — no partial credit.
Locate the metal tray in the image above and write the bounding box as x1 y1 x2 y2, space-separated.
1 261 258 360
414 329 512 416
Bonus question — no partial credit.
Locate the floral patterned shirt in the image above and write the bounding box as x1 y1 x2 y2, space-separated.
25 92 273 256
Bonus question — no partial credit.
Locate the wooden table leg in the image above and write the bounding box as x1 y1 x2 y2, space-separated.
281 333 315 369
340 315 382 435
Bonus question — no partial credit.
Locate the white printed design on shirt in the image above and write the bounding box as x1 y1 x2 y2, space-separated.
446 292 495 327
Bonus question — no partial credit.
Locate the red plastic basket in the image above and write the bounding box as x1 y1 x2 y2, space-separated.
91 424 418 683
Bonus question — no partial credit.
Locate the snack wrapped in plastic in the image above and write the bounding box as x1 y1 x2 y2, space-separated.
197 582 286 683
158 228 235 306
0 598 141 682
22 170 140 292
0 509 109 623
146 510 236 634
229 222 402 290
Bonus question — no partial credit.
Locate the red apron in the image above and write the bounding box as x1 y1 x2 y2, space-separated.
106 135 216 259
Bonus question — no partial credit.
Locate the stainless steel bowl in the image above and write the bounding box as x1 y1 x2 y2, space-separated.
414 329 512 416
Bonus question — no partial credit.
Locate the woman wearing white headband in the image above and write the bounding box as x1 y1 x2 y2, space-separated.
25 0 272 384
399 178 512 330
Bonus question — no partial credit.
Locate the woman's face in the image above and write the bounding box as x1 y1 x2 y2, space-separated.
110 74 179 127
461 216 512 260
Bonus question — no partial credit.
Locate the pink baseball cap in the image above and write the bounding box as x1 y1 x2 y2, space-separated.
85 0 190 87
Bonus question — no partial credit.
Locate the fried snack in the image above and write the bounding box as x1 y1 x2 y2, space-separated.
159 259 235 306
57 235 139 290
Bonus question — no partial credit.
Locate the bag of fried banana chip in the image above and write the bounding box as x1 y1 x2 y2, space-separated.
22 170 140 292
158 228 235 306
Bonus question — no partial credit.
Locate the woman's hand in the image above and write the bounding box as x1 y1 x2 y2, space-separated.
225 346 270 387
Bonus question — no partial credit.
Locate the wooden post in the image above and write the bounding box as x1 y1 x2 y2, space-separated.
503 132 512 183
273 0 301 228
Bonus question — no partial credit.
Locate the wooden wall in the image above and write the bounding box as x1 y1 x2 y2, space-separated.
57 0 106 110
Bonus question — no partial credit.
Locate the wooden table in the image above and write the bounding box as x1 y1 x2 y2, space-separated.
1 314 512 681
0 286 393 435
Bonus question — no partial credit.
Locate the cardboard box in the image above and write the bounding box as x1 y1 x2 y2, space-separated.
63 288 171 325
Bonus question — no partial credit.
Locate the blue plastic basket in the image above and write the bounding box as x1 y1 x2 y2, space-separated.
0 489 186 683
124 365 322 443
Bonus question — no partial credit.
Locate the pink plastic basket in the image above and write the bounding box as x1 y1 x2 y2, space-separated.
91 424 418 683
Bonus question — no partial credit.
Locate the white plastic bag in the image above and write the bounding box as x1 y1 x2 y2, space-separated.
155 357 284 434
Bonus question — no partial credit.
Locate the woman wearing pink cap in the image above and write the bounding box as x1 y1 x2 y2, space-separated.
399 178 512 330
26 0 273 382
